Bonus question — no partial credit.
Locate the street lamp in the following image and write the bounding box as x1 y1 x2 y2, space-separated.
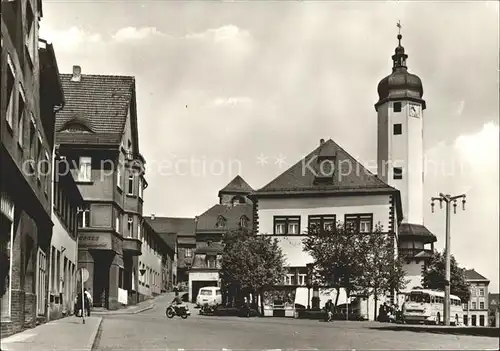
431 193 466 326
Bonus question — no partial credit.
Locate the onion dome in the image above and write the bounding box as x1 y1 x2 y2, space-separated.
375 34 425 110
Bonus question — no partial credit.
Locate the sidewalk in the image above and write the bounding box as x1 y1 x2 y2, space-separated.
0 316 102 351
91 296 158 316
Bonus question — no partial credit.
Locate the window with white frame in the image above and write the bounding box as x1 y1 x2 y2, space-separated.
359 218 372 233
274 216 300 235
5 55 15 128
78 205 90 228
472 301 477 309
139 177 143 198
298 273 306 286
78 157 92 182
308 215 336 234
185 248 193 258
127 173 134 195
479 300 485 309
479 288 485 297
17 84 25 146
115 212 121 233
137 221 142 241
116 167 122 189
284 274 295 285
345 214 373 233
127 216 133 238
36 248 47 316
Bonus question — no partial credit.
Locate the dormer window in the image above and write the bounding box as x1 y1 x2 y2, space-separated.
216 216 226 228
239 216 249 228
231 195 245 206
313 141 336 185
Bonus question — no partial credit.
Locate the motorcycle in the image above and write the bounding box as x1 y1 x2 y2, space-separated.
166 304 190 319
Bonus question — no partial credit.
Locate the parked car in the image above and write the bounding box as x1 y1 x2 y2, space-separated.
196 287 222 307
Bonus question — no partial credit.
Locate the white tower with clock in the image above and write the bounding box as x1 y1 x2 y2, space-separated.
375 32 436 293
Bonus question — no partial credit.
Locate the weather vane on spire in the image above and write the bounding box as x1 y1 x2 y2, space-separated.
397 20 402 35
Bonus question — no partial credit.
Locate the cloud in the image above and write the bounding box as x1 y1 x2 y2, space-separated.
39 26 102 52
112 26 165 42
185 25 250 43
185 25 254 57
212 97 253 107
424 121 499 289
455 121 499 169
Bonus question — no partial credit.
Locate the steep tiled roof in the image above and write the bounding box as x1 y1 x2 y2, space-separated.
144 217 195 237
55 73 135 146
218 175 253 195
158 233 177 252
464 269 489 281
254 139 396 196
196 204 253 232
399 223 437 243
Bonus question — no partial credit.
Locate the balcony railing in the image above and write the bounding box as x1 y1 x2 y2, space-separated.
399 248 433 258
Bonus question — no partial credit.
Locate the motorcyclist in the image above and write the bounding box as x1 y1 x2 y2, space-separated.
170 295 184 314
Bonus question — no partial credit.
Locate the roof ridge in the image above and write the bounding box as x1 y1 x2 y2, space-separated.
257 141 321 191
325 138 391 187
60 73 136 80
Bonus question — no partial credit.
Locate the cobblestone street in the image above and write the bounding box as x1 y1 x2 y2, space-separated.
94 295 499 350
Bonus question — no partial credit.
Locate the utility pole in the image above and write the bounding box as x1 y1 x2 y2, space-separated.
431 193 466 326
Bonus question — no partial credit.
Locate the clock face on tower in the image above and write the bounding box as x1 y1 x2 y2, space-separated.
409 103 422 118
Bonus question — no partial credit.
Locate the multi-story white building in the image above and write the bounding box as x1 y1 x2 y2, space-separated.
251 138 403 320
464 269 490 326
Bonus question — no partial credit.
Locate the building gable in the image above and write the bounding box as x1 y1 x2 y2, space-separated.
254 138 396 196
55 67 135 146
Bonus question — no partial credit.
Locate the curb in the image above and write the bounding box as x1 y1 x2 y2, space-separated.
91 303 155 316
87 317 103 351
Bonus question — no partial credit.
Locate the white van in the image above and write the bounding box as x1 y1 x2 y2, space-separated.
196 287 222 307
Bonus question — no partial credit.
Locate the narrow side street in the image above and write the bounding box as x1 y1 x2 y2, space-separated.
93 294 498 350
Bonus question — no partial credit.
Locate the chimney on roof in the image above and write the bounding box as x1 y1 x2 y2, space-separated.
151 214 155 220
71 65 81 82
320 138 325 145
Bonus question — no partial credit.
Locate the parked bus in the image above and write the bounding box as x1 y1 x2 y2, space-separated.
402 289 463 325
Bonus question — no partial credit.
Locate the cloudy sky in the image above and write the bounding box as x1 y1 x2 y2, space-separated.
40 1 499 290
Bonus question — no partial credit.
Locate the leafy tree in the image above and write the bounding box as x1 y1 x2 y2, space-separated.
302 221 368 309
421 249 471 302
356 225 409 318
221 229 287 315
